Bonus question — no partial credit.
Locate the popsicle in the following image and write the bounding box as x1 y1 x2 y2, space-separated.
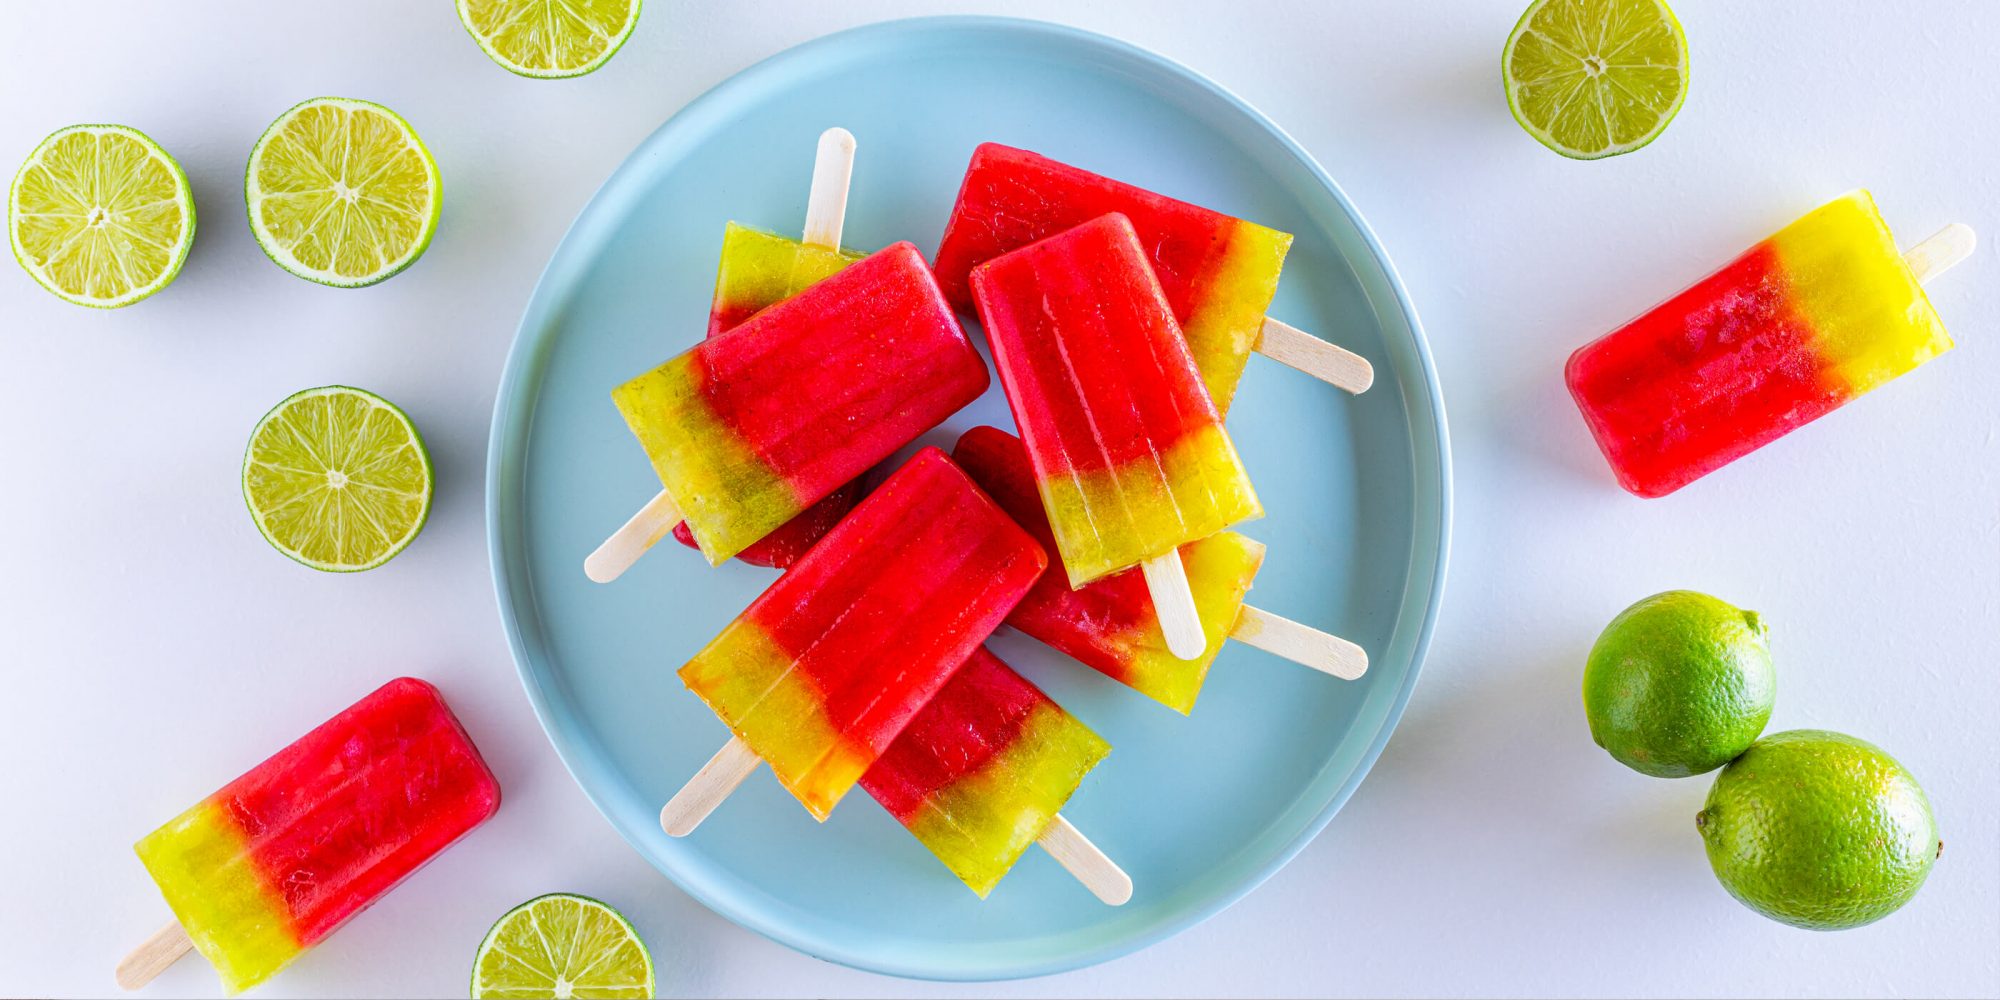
933 142 1372 411
120 678 500 994
859 648 1127 903
973 212 1263 659
1567 192 1972 498
662 448 1045 831
956 426 1366 713
598 239 985 573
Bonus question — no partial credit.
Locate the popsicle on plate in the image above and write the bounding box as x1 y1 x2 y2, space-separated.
672 448 1046 824
125 678 500 994
611 242 987 565
666 221 870 568
859 648 1112 898
973 213 1263 590
934 142 1371 409
956 426 1366 713
1567 191 1964 498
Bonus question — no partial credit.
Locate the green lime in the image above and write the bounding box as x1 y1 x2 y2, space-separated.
457 0 642 79
9 124 196 307
471 893 655 999
1583 590 1773 777
1699 730 1941 930
1503 0 1690 159
242 386 433 572
244 97 440 287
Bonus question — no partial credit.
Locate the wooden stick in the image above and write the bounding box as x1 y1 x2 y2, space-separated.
1140 549 1208 659
660 736 762 837
1035 814 1132 905
587 129 863 584
116 922 193 991
1230 605 1368 680
1905 223 1976 284
584 489 683 584
1256 317 1374 394
801 127 856 249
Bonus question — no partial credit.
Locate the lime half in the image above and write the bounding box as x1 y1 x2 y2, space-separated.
1503 0 1690 159
244 97 440 287
242 386 433 572
9 124 195 307
472 893 655 999
457 0 643 79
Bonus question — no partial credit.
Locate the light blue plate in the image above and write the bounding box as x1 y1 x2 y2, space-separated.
487 16 1449 982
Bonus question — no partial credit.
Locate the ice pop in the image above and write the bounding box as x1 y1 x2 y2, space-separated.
934 142 1372 410
859 648 1122 901
664 221 869 567
1567 191 1970 498
607 241 986 568
122 678 499 994
973 212 1262 657
666 448 1046 828
956 426 1366 713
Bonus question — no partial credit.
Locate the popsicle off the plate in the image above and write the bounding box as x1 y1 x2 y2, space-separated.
119 678 500 994
956 426 1366 714
1567 191 1973 498
973 212 1263 660
933 142 1373 410
859 647 1127 904
661 448 1046 830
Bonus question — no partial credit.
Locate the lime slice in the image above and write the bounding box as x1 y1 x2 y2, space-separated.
242 386 433 572
9 124 195 308
1503 0 1690 159
457 0 643 79
244 97 440 287
471 893 655 999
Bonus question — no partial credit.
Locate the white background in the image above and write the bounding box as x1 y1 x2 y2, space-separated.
3 1 1994 997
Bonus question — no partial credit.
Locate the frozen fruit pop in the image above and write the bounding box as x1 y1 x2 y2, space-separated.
859 648 1123 901
665 223 870 567
973 212 1262 657
1568 191 1970 498
607 241 987 568
934 143 1371 410
956 426 1366 714
122 678 500 994
665 448 1046 828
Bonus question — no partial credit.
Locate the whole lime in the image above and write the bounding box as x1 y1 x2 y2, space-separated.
1583 590 1774 777
1698 730 1940 930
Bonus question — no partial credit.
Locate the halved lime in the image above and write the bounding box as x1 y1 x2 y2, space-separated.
1503 0 1690 159
242 386 433 572
9 124 195 307
457 0 643 79
471 893 655 999
244 97 440 287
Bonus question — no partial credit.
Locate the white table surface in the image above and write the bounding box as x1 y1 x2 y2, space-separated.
4 1 1995 997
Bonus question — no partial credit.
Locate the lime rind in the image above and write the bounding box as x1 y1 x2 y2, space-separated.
1503 0 1690 160
456 0 643 80
243 97 442 288
471 893 656 999
9 124 197 308
242 385 434 572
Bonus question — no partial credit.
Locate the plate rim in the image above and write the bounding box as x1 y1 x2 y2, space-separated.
485 13 1453 982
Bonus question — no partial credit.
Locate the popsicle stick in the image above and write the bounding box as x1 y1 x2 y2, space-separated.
116 922 193 990
801 127 856 249
1231 605 1369 680
1035 814 1133 905
587 128 863 583
1256 317 1374 394
1140 550 1208 659
584 489 683 584
660 736 762 837
1906 223 1976 284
